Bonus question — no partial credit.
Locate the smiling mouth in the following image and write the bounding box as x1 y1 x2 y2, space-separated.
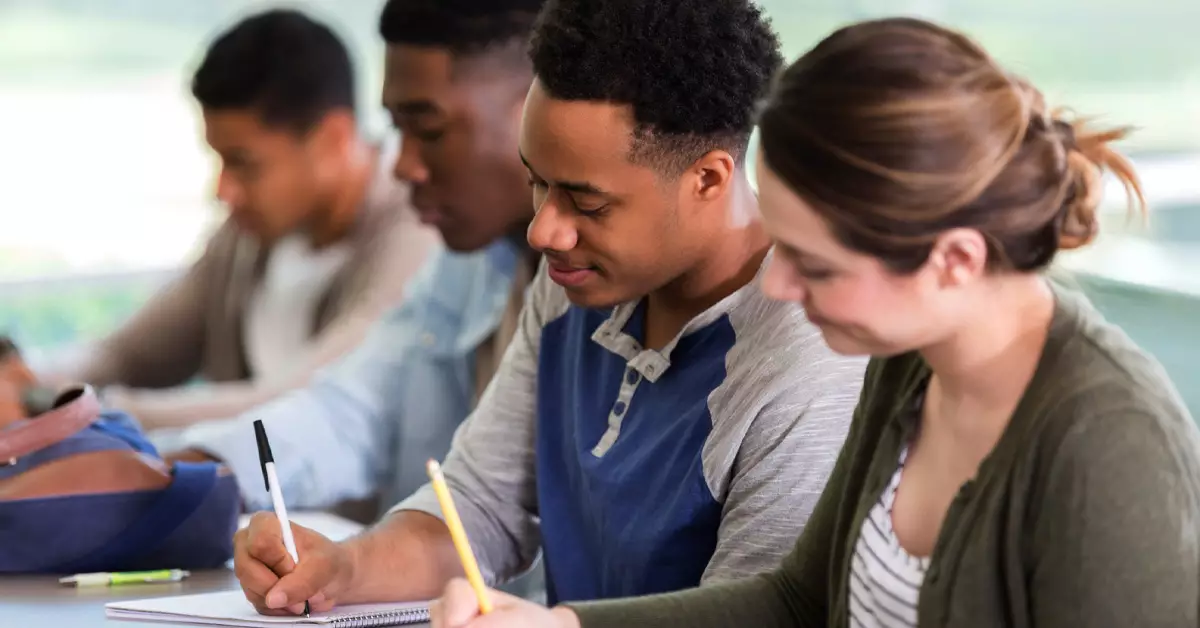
546 260 597 287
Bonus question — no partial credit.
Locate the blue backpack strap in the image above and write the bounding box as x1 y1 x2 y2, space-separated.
48 462 219 573
91 409 160 457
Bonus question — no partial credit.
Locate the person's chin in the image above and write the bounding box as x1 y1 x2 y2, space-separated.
558 282 625 310
815 325 878 357
439 226 494 253
562 291 615 309
229 212 273 239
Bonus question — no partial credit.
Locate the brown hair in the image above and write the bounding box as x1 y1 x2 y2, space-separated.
757 17 1146 273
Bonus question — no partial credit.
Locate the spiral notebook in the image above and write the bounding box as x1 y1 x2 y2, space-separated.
105 590 430 626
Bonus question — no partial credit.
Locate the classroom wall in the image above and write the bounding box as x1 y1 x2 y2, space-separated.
1078 276 1199 417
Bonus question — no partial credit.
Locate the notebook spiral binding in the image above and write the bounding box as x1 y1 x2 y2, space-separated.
329 606 431 627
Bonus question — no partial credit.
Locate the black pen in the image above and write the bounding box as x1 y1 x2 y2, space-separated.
254 420 310 618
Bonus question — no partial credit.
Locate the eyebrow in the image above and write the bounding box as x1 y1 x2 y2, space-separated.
519 150 610 197
778 242 836 266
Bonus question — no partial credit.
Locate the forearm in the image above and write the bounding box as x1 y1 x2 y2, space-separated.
566 573 801 628
340 511 465 604
173 350 398 510
151 302 406 429
106 382 277 431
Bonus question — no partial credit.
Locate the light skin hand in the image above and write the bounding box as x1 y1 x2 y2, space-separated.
429 578 582 628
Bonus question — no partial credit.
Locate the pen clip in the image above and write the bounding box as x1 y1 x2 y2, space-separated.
253 420 273 492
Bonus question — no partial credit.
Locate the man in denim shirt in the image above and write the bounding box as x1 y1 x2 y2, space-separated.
231 0 865 615
165 0 545 517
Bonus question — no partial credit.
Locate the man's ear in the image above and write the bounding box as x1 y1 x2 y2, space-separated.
309 110 357 160
686 149 737 203
304 111 359 188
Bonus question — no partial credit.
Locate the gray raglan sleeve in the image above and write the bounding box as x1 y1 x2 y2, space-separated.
388 265 561 585
700 304 866 583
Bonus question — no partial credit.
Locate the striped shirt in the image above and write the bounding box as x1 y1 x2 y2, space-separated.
849 446 927 628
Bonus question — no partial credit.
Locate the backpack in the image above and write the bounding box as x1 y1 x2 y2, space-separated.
0 341 239 573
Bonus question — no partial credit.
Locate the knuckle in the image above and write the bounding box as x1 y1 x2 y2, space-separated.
249 511 275 531
249 532 275 556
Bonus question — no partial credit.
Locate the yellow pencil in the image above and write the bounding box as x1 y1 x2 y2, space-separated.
426 459 493 615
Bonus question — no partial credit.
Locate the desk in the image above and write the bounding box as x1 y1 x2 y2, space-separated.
0 512 434 627
1 569 239 626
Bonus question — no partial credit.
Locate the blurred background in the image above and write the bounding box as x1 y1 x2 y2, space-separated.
1 0 1197 412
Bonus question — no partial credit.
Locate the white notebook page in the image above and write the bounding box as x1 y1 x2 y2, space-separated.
105 590 429 626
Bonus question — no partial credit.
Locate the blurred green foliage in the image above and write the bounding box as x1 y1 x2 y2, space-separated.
0 283 157 352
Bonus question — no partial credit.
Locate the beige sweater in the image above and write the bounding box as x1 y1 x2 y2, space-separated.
64 151 439 430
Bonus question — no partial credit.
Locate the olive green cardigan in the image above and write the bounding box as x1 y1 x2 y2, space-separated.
571 285 1200 627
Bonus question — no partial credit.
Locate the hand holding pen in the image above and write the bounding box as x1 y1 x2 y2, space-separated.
231 420 352 617
253 420 309 617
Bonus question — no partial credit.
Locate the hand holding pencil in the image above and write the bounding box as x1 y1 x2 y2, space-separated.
426 459 581 628
426 459 493 614
430 578 583 628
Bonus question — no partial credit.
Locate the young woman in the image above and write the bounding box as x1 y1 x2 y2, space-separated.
428 16 1200 628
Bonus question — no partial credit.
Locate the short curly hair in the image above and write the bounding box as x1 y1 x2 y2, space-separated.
379 0 545 56
192 9 354 134
529 0 782 174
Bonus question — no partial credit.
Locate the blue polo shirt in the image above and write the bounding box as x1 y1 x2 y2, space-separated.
396 253 865 603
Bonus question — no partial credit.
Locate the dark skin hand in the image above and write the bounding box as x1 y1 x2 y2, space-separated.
234 509 463 616
233 512 358 616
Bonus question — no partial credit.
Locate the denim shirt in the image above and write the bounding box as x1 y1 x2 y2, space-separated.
177 240 520 512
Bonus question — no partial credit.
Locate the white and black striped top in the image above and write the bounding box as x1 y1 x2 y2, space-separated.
848 447 928 628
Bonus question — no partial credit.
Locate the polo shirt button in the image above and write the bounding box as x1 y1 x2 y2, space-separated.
626 369 640 385
613 401 627 416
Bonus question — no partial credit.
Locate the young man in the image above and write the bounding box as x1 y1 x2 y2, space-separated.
166 0 543 520
233 0 867 615
50 10 438 430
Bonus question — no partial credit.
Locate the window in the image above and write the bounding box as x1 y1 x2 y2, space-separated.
1 1 1196 414
757 0 1200 415
0 0 387 355
761 1 1200 153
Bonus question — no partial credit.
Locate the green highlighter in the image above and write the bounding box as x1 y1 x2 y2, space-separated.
59 569 191 587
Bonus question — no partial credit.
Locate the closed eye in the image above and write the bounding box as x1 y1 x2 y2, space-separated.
779 245 835 280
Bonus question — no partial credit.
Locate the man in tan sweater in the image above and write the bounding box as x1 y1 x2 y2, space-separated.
163 0 545 520
48 10 438 429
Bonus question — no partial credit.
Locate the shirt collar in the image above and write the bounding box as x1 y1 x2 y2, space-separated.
452 238 524 354
591 248 774 383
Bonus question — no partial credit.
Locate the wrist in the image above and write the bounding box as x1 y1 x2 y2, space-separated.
338 536 367 597
551 606 582 628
